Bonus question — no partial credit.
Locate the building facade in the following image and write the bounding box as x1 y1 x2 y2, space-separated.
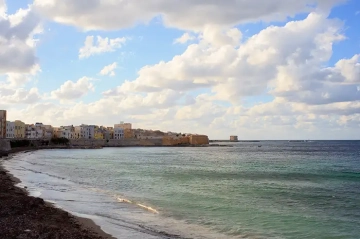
114 122 132 130
0 110 6 138
230 135 238 141
94 129 104 139
14 120 25 138
79 124 95 139
114 128 124 139
6 121 15 138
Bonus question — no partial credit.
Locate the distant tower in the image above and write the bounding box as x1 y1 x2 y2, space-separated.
230 135 238 141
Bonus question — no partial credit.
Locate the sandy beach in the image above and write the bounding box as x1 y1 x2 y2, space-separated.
0 150 115 239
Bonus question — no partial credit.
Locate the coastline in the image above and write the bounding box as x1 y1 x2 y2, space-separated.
0 149 115 239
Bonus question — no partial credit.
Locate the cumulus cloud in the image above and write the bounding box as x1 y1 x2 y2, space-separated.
33 0 345 31
99 62 117 76
0 4 41 74
51 77 95 100
109 12 351 107
5 1 360 139
79 36 127 59
0 87 41 104
174 33 195 44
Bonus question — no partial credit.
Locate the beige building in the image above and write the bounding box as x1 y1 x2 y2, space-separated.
114 122 132 130
52 127 62 138
0 110 6 138
14 120 25 138
230 135 238 141
74 126 81 139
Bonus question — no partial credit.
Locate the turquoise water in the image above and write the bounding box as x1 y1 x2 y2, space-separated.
4 141 360 238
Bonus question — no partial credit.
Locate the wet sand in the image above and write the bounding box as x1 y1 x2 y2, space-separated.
0 150 115 239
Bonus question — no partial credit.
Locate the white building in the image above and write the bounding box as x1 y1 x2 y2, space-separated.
35 122 44 128
114 128 124 139
6 121 15 138
35 128 44 138
56 126 76 139
25 125 36 139
60 128 71 139
79 124 95 139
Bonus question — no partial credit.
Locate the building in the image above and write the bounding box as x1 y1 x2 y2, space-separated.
94 127 104 139
73 126 81 139
60 126 73 139
79 124 95 139
230 135 238 141
6 121 15 138
14 120 25 138
35 122 44 128
25 125 36 139
24 124 45 139
104 127 114 140
114 128 124 139
114 122 132 130
0 110 6 138
44 129 53 139
42 125 53 139
124 128 133 139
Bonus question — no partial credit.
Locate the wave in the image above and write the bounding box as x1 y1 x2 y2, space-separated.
18 166 66 180
86 187 160 214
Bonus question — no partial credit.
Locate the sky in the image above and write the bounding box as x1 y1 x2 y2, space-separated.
0 0 360 140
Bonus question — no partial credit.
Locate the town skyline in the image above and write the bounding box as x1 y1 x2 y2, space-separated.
0 109 207 142
1 1 360 140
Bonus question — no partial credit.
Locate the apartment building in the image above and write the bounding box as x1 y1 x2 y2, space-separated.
79 124 95 139
114 122 132 130
6 121 15 138
25 124 45 139
14 120 25 138
114 127 124 139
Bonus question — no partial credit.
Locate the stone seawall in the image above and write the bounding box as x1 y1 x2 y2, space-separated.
0 139 11 152
70 138 163 147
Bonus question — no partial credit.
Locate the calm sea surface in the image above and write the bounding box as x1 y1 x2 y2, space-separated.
4 141 360 239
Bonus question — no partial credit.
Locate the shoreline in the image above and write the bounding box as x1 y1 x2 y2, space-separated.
0 149 115 239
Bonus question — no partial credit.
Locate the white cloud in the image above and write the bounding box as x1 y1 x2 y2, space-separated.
79 36 127 59
4 1 360 139
51 77 95 101
99 62 117 76
0 87 41 104
174 33 195 44
33 0 345 31
0 4 41 74
109 12 351 107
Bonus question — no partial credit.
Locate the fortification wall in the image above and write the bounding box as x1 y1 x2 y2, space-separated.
162 136 190 146
189 135 209 145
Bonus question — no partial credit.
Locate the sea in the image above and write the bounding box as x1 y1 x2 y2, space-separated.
3 141 360 239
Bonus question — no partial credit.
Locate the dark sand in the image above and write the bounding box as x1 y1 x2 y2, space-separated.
0 150 115 239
